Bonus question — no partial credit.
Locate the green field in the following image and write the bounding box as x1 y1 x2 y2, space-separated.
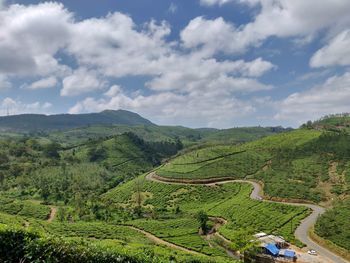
155 128 350 253
104 176 310 252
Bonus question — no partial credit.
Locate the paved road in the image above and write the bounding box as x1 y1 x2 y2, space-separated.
146 173 349 263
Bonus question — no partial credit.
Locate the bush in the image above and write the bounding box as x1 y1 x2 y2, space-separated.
0 225 143 263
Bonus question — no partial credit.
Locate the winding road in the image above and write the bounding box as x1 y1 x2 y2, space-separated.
146 172 349 263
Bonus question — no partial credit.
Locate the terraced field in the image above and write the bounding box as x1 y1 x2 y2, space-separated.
153 128 350 262
103 175 310 256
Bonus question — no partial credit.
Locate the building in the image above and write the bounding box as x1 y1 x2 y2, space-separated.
252 232 297 262
254 233 289 248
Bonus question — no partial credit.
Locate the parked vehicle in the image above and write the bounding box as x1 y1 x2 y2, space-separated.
307 249 317 256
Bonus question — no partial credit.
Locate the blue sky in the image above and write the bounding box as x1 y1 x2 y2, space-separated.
1 0 350 128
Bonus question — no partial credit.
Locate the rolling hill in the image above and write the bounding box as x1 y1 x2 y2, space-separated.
1 114 349 262
155 121 350 257
0 109 154 132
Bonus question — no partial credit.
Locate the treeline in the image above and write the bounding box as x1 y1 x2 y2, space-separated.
301 113 350 130
124 132 183 164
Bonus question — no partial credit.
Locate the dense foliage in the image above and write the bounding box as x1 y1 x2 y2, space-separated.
0 132 183 221
0 225 229 263
315 199 350 251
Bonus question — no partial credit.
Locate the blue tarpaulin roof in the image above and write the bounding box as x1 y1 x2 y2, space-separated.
265 243 279 256
279 249 296 258
284 250 296 258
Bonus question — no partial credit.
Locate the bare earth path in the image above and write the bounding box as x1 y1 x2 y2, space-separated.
48 206 57 222
146 172 349 263
128 226 202 255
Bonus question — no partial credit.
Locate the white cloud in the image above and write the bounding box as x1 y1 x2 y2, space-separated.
0 2 72 76
310 30 350 67
104 85 122 97
0 75 11 90
184 1 350 56
168 3 177 14
146 55 274 92
0 0 5 9
200 0 234 6
0 97 52 116
27 76 57 90
61 68 107 97
67 13 171 77
0 1 276 111
69 84 259 128
200 0 260 6
181 17 243 56
275 72 350 124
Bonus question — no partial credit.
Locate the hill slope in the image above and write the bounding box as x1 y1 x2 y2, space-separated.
156 127 350 253
0 109 154 132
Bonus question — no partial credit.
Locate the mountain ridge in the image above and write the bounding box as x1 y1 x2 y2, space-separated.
0 109 155 132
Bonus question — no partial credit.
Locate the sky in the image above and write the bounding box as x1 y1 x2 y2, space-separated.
0 0 350 128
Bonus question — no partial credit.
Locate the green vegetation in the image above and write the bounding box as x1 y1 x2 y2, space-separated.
2 113 350 259
196 210 209 233
104 176 309 253
0 198 50 220
303 113 350 131
0 109 154 132
315 199 350 251
0 132 184 223
156 126 350 253
0 224 230 263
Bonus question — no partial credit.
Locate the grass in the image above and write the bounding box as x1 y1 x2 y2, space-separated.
156 129 331 203
0 198 51 220
158 149 270 179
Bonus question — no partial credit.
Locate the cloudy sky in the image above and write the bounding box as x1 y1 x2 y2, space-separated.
0 0 350 128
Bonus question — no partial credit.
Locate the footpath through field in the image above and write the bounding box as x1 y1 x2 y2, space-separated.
128 226 202 256
146 172 349 263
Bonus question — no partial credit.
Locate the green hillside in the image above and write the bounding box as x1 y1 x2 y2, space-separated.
303 113 350 132
156 127 350 252
1 115 350 261
46 124 290 148
0 132 182 210
103 175 309 249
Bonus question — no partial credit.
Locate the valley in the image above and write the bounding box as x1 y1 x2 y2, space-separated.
0 112 349 262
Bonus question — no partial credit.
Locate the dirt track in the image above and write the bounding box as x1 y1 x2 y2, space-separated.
146 172 349 263
48 207 57 222
128 226 202 255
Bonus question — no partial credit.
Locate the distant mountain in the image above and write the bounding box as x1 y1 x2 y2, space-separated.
0 110 155 132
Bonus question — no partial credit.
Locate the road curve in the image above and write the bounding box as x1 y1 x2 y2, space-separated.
146 172 349 263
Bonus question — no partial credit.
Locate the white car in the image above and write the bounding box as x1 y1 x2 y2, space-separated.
307 249 318 256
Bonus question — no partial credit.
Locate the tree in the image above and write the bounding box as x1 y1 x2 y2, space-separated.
196 210 208 234
43 142 60 159
87 146 107 162
133 178 144 217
